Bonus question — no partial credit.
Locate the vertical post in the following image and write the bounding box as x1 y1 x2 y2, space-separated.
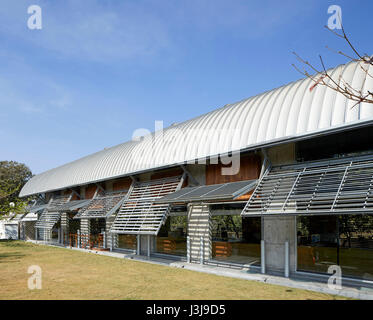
111 233 114 252
261 240 265 274
35 229 38 242
187 236 191 263
200 236 204 265
103 231 106 249
147 235 150 257
77 230 81 249
285 241 289 278
58 228 61 244
137 235 140 255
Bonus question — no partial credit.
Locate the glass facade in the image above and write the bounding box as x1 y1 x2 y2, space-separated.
117 234 137 251
156 215 188 256
211 215 261 265
297 215 373 280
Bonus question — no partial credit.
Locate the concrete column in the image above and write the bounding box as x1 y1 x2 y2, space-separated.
139 235 155 255
105 216 117 249
263 216 296 273
187 204 211 263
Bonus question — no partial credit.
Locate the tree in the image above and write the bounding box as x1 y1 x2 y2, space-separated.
293 25 373 107
0 161 32 217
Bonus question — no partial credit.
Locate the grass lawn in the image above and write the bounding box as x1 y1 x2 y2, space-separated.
0 241 347 300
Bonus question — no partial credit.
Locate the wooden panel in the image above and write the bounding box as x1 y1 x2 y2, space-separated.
113 178 132 191
85 185 97 199
151 168 183 180
206 154 261 185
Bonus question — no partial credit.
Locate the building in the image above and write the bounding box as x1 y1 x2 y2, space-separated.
20 60 373 284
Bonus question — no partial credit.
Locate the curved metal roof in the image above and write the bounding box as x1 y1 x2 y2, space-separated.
20 61 373 197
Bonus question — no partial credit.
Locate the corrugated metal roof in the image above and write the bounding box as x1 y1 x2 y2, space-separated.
20 60 373 197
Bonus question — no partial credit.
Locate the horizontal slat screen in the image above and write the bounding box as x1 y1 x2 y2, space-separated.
110 177 183 235
74 191 127 219
242 154 373 216
35 195 70 229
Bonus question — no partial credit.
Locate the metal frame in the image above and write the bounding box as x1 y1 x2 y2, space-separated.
74 190 128 220
35 194 72 230
242 154 373 216
110 175 185 235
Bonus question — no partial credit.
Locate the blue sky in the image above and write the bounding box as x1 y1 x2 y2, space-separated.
0 0 372 174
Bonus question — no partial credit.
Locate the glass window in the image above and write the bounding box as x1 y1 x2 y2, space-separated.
297 215 373 281
156 215 188 256
339 215 373 281
117 234 137 251
211 215 261 265
297 216 338 274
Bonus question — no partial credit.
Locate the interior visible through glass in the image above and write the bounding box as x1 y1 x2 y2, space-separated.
297 215 373 280
156 215 188 256
211 215 261 265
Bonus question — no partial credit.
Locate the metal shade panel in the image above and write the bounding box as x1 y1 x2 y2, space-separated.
110 177 184 235
20 61 373 197
156 180 257 203
242 154 373 216
48 199 91 212
74 191 127 219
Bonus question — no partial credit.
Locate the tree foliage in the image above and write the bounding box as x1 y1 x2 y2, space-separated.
0 161 32 217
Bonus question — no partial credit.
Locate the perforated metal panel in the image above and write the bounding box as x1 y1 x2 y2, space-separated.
49 199 91 212
110 176 184 235
156 180 257 203
35 195 71 230
74 191 127 219
242 154 373 216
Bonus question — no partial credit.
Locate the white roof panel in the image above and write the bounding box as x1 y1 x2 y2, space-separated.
20 61 373 197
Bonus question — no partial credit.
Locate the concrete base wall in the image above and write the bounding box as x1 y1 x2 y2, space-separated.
188 204 211 262
263 216 296 272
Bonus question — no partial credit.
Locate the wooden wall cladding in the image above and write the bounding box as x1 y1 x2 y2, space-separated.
85 185 98 199
206 154 261 185
112 178 132 191
150 168 184 180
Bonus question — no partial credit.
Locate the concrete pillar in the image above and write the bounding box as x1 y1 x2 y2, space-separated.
263 216 296 273
139 235 155 255
187 204 211 263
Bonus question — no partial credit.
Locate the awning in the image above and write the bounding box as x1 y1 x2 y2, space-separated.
35 211 62 229
21 212 38 222
155 180 257 204
48 199 91 212
110 176 184 235
8 213 25 222
35 195 71 229
242 154 373 217
74 191 127 219
28 204 49 214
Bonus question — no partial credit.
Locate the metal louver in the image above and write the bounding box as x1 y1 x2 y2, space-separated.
74 191 127 219
110 176 184 235
242 154 373 216
35 195 71 229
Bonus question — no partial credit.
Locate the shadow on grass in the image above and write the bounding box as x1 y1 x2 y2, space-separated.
0 241 29 263
0 251 26 263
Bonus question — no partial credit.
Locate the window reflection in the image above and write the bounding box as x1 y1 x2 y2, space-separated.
156 215 187 256
297 215 373 280
211 215 261 265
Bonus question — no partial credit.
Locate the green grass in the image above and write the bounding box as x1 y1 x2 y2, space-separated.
0 241 347 300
